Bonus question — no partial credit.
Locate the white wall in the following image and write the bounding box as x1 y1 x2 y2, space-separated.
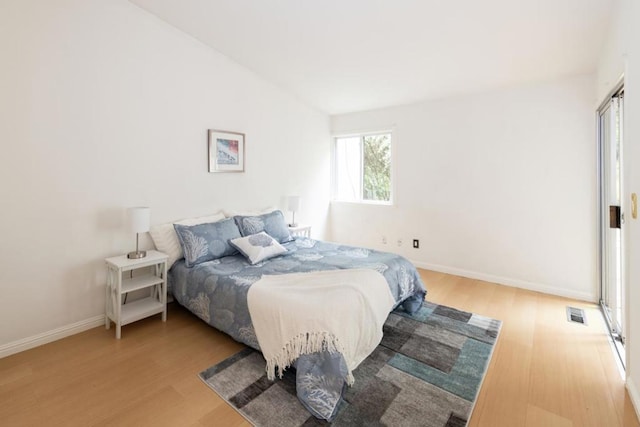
330 75 597 301
0 0 330 353
597 0 640 417
625 14 640 418
596 0 626 101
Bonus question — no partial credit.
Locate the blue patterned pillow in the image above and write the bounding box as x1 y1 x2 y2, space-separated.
173 218 241 267
230 232 287 265
234 210 293 243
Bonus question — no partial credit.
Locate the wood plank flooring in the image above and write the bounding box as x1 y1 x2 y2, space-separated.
0 270 638 426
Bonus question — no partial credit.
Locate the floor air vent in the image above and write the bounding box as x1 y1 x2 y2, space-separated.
566 306 587 325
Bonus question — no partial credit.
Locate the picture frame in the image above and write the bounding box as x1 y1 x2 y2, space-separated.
208 129 245 173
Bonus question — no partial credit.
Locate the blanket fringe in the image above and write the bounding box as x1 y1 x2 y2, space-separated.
265 331 355 385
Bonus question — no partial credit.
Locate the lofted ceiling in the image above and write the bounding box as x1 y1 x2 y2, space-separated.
129 0 614 114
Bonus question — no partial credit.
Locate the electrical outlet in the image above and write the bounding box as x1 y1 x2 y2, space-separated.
382 236 387 244
397 238 403 246
413 239 419 249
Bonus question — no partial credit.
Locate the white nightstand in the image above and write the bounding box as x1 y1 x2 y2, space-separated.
105 250 168 339
288 224 311 238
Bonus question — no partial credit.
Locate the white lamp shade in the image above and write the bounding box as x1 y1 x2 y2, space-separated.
287 196 301 212
128 207 151 233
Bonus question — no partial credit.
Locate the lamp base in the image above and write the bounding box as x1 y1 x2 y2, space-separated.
127 250 147 259
288 223 298 228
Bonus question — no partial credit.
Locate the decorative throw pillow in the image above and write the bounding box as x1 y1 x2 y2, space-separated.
230 232 287 265
173 218 242 267
149 212 226 269
234 210 293 243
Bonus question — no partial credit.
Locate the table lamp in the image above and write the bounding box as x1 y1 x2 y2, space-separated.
127 207 150 259
287 196 301 227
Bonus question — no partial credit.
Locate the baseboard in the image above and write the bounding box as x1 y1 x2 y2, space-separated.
0 263 595 358
627 377 640 422
412 261 597 302
0 315 105 359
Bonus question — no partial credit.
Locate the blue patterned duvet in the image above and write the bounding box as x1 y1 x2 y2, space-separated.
169 237 426 420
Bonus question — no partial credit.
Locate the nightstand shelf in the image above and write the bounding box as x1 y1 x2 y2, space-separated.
105 250 168 339
120 297 165 325
288 224 311 238
122 274 164 294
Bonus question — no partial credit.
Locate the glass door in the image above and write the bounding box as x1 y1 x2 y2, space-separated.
598 84 625 364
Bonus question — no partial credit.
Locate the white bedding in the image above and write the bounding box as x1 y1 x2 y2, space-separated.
246 268 395 384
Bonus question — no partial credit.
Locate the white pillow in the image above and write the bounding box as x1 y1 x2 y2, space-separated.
229 232 287 265
149 212 225 269
223 206 278 218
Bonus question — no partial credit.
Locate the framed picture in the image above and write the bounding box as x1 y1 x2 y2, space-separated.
208 129 245 173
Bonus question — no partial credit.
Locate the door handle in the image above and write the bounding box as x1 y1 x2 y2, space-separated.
632 193 638 219
610 205 621 228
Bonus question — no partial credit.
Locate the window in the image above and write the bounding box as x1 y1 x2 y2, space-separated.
333 132 392 203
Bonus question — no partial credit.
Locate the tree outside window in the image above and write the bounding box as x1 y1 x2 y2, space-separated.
334 132 392 204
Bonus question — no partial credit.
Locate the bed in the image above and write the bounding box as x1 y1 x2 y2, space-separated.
160 211 426 421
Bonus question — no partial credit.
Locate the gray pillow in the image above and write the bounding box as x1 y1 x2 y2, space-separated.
234 210 293 243
174 218 241 267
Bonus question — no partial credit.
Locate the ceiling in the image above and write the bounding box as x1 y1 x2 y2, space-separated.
129 0 614 115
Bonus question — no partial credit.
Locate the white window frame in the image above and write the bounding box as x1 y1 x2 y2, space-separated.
331 129 395 205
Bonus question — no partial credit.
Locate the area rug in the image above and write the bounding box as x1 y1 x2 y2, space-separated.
199 302 501 426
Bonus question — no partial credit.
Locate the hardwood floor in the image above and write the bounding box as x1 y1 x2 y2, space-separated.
0 270 638 426
422 270 639 427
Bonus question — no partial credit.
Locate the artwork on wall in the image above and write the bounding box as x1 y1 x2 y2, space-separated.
208 129 245 173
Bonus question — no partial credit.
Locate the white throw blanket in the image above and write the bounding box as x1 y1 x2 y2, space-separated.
247 269 395 385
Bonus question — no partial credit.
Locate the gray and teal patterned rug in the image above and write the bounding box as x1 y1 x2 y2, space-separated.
199 302 501 426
